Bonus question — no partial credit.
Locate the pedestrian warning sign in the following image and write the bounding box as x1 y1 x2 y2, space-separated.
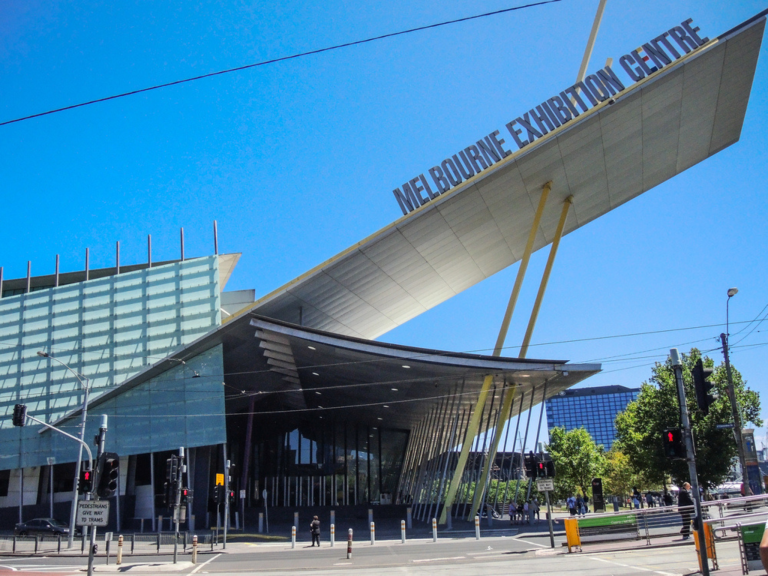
76 501 110 526
216 473 224 486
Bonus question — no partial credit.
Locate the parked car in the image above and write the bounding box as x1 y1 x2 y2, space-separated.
14 518 71 537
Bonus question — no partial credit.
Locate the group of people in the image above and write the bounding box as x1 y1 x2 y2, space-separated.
566 494 589 516
508 498 540 525
631 487 676 509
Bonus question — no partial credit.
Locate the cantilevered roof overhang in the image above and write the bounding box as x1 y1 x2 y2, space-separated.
56 313 599 431
225 13 765 340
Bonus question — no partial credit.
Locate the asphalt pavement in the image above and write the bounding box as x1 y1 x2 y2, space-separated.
0 529 746 576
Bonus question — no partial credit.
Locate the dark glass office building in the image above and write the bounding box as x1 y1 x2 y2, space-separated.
545 385 640 450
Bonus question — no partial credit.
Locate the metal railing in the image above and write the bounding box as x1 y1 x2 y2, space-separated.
0 531 217 556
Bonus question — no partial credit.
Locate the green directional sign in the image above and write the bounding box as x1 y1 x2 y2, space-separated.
579 514 637 529
741 523 765 571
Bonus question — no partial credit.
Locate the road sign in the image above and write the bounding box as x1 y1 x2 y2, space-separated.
239 489 246 499
536 478 554 492
76 500 110 526
716 423 735 429
216 473 224 486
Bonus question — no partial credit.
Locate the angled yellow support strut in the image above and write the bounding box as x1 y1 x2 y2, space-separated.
438 182 551 525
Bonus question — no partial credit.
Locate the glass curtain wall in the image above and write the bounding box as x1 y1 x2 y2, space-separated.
258 420 407 507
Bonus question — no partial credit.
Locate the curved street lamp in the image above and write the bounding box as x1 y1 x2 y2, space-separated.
37 351 90 549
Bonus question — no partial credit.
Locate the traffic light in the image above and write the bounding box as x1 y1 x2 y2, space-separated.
163 482 174 507
166 456 179 484
78 468 93 494
539 453 556 478
228 490 235 504
180 488 192 505
12 404 26 427
523 451 537 479
212 485 224 504
662 428 686 460
96 452 119 498
692 359 716 415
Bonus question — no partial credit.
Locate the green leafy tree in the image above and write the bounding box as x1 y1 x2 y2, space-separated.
547 426 605 498
603 449 634 499
615 348 761 490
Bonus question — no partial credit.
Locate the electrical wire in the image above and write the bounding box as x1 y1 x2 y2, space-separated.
0 0 563 127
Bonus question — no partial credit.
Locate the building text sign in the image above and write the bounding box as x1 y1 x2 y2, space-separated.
76 501 110 527
392 18 709 215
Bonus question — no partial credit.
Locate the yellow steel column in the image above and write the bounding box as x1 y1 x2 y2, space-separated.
438 182 551 525
468 383 517 519
519 196 573 359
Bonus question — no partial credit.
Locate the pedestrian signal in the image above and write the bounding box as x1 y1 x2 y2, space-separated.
692 359 716 415
662 428 686 460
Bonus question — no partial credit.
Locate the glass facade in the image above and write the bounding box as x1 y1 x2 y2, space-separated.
0 256 224 469
545 385 640 450
256 421 408 507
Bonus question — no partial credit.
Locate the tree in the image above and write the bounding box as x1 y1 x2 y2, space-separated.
615 348 762 490
547 426 605 498
603 449 634 499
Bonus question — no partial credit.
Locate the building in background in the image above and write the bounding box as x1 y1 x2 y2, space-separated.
545 385 640 450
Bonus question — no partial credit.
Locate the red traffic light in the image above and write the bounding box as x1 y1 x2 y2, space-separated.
667 432 674 442
84 471 90 480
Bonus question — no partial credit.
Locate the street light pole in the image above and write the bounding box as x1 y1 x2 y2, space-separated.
722 287 748 492
37 352 90 549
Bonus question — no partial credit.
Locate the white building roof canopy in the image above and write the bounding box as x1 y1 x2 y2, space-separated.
226 15 764 340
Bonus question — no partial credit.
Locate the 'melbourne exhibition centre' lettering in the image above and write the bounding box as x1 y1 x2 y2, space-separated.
393 18 709 216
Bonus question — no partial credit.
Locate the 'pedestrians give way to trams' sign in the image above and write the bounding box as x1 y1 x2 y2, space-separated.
536 479 554 492
76 501 110 526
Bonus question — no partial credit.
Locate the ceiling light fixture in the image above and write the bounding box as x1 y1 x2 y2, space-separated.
377 417 383 420
383 405 389 408
312 372 319 376
308 346 316 350
402 365 410 369
315 391 322 395
391 388 398 391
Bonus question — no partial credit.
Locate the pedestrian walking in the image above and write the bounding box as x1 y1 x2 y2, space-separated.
534 497 541 521
576 495 584 516
567 495 576 516
310 515 321 547
663 489 674 507
516 502 524 524
678 482 694 540
646 492 654 508
529 499 539 524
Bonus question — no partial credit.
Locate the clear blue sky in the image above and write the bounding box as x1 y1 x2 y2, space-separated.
1 0 766 450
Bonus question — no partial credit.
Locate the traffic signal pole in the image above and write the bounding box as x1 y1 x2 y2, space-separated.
224 459 230 550
721 334 748 492
670 349 709 576
88 416 107 576
173 447 184 564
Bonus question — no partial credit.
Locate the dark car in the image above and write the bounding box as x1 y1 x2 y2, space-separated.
14 518 70 537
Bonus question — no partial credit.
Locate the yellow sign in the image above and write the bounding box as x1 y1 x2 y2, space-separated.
216 473 224 486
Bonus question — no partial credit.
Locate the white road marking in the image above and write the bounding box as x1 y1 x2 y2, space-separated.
590 555 679 576
512 537 547 548
412 556 465 563
188 553 221 575
0 565 17 571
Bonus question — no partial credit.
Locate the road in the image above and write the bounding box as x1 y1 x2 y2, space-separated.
0 531 746 575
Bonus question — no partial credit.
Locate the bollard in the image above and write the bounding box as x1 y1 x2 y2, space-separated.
330 524 335 547
291 526 296 549
475 516 480 540
81 532 86 553
34 535 39 555
117 535 123 565
106 537 110 565
347 528 353 559
58 534 61 554
401 520 406 544
131 534 135 555
157 532 161 553
370 522 375 545
368 509 373 526
406 507 412 529
192 535 198 564
12 535 16 553
432 518 438 542
259 512 264 534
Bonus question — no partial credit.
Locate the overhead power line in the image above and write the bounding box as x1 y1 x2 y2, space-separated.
0 0 563 127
